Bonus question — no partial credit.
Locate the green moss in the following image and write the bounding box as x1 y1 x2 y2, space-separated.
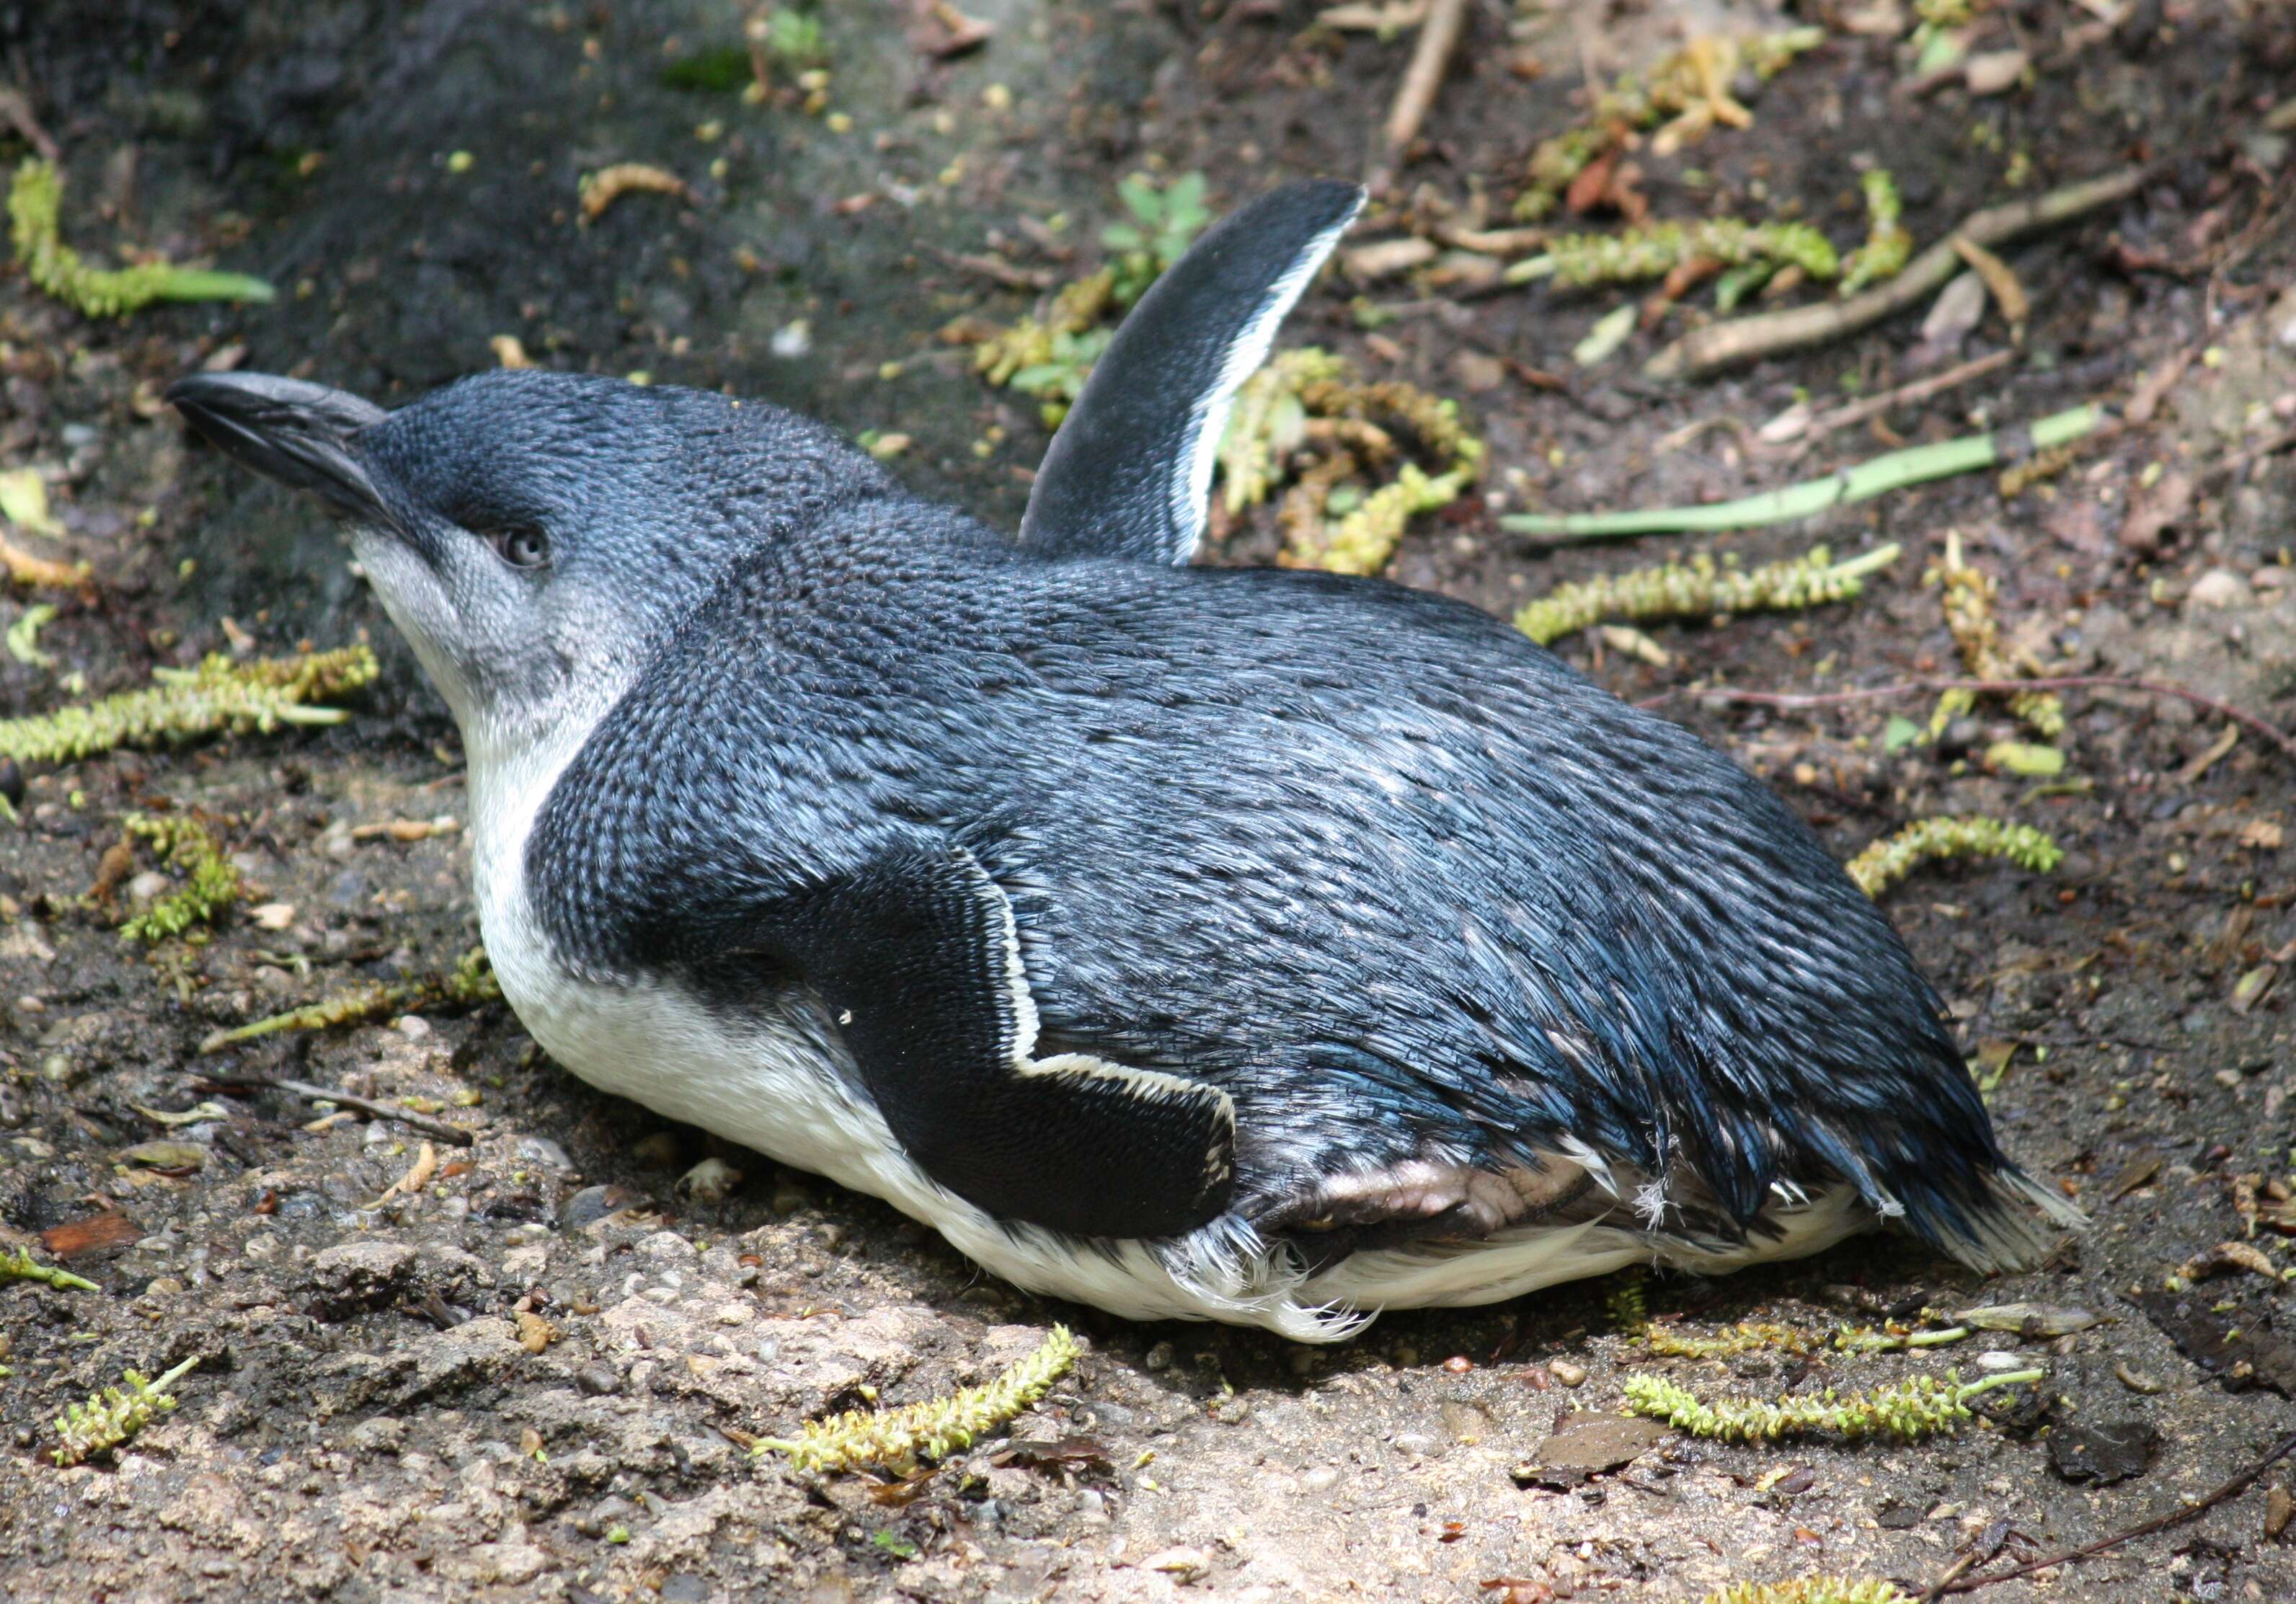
199 947 500 1053
1514 544 1898 647
1701 1580 1914 1604
755 1326 1081 1474
0 645 376 768
1227 355 1481 576
10 159 272 319
1621 1366 2041 1444
1845 817 2064 899
659 47 754 92
118 813 241 943
1929 533 2066 737
1605 1267 1650 1336
1510 218 1839 291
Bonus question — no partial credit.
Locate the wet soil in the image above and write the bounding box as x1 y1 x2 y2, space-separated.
2 2 2295 1601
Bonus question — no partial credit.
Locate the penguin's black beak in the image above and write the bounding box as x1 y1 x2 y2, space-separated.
167 372 394 525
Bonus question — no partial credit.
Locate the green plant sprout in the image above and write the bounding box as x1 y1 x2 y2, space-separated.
11 160 272 319
0 645 376 768
964 173 1212 424
1839 170 1913 295
52 1356 199 1466
754 1326 1081 1474
1214 350 1481 575
761 8 827 71
1 1244 99 1292
1622 1366 2042 1444
199 947 501 1054
1515 28 1827 220
1514 545 1897 647
1929 531 2065 737
1101 172 1211 303
1500 406 2104 542
1845 817 2064 899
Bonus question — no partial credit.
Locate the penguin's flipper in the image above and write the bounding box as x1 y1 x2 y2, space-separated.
755 844 1236 1240
1019 178 1365 567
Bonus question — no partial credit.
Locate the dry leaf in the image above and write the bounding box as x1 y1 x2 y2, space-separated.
1344 237 1437 280
2119 469 2194 554
1964 49 2030 97
1921 270 1990 347
1951 236 2029 342
374 1140 439 1205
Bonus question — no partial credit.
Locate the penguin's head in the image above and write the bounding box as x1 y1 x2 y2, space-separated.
168 369 890 741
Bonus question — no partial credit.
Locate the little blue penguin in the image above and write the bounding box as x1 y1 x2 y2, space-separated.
168 180 2077 1339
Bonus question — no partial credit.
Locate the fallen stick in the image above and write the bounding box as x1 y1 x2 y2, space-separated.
1675 674 2296 765
244 1078 477 1148
1929 1427 2296 1595
1645 165 2150 379
1791 348 2016 448
1380 0 1468 159
1502 403 2105 542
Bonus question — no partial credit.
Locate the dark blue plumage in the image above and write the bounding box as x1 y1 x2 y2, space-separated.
166 181 2072 1337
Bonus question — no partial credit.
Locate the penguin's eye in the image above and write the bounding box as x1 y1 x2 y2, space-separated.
484 526 550 570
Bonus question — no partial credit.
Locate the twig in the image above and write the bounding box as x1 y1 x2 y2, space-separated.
1502 404 2104 542
1646 166 2150 379
2207 425 2296 486
1931 1427 2296 1594
0 87 60 162
249 1078 476 1148
1380 0 1468 160
1678 675 2296 765
1791 349 2016 449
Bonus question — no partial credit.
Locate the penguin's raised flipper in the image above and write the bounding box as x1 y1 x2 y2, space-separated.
1019 179 1365 567
751 844 1237 1239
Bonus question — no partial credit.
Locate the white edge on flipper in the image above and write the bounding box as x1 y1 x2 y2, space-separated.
1163 190 1365 564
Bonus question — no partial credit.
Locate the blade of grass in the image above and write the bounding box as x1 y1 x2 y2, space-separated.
1500 404 2103 544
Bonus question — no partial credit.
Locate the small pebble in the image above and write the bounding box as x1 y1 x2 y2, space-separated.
1143 1340 1174 1371
1549 1359 1587 1387
2185 568 2246 610
1300 1465 1341 1492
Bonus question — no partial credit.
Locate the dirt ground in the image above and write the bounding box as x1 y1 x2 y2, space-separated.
3 2 2295 1600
